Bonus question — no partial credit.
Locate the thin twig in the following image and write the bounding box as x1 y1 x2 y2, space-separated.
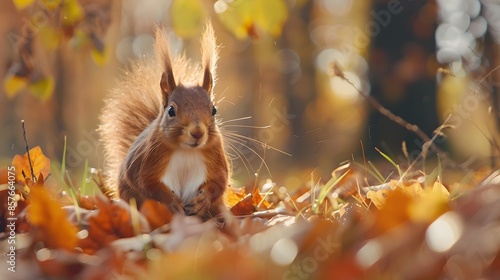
21 120 36 182
330 62 455 167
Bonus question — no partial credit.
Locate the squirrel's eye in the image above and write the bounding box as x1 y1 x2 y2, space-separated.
211 106 217 116
167 105 176 117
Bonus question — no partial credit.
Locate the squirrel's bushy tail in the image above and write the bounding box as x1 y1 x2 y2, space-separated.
99 24 218 190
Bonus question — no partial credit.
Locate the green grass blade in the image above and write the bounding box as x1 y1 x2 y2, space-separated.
314 170 349 213
61 135 67 177
81 159 89 195
368 161 385 183
375 147 402 177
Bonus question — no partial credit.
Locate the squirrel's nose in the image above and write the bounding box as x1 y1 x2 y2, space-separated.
190 130 205 139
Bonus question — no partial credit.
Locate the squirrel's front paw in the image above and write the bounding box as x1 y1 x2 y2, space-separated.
184 189 209 217
169 200 185 214
168 192 185 214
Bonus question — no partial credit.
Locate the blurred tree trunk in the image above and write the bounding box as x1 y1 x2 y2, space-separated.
279 1 317 170
367 0 439 158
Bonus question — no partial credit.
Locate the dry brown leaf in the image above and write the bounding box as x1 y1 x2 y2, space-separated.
252 188 271 209
77 194 99 210
0 168 8 184
0 168 30 232
366 189 390 209
12 146 51 182
372 188 411 234
140 199 173 230
78 196 150 254
223 187 246 208
28 174 78 251
230 193 255 216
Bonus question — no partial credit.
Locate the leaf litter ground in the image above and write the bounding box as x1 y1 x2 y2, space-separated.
0 146 499 279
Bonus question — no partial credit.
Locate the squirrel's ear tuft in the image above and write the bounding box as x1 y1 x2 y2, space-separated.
155 27 177 105
201 21 218 95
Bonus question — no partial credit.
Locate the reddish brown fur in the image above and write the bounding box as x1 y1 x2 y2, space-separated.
99 23 231 222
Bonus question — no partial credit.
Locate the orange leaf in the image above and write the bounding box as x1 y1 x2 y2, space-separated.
28 175 78 251
372 188 411 234
79 196 150 254
140 200 173 230
230 193 255 216
0 168 8 184
251 188 270 209
224 187 246 208
12 146 51 182
77 194 99 210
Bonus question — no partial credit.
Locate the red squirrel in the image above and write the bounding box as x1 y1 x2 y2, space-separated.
99 24 230 222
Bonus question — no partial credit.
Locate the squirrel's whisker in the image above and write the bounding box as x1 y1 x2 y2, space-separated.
218 116 253 125
223 134 272 177
226 143 253 178
222 131 291 157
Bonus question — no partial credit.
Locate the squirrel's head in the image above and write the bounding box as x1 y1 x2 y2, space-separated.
155 23 220 150
160 85 218 149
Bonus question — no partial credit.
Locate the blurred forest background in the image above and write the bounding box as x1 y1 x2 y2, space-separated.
1 0 500 188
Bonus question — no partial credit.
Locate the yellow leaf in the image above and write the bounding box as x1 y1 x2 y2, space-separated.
171 0 205 38
29 176 78 251
3 74 27 98
28 76 54 101
366 189 390 209
254 0 288 37
41 0 60 11
409 182 450 223
13 0 35 10
61 0 84 25
390 180 424 200
91 45 111 66
373 188 411 233
224 187 246 208
430 181 450 198
216 0 254 39
12 146 51 182
216 0 287 39
38 26 61 50
69 29 89 49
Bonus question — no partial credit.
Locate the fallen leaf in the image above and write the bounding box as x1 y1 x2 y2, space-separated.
77 194 99 210
408 182 449 223
0 168 8 184
78 196 150 254
252 188 270 209
224 187 246 208
366 189 390 209
140 200 173 230
391 179 424 200
372 188 411 233
12 146 51 182
28 175 78 251
230 193 255 216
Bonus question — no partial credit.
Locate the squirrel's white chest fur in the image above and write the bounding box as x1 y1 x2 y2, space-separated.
161 149 207 202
